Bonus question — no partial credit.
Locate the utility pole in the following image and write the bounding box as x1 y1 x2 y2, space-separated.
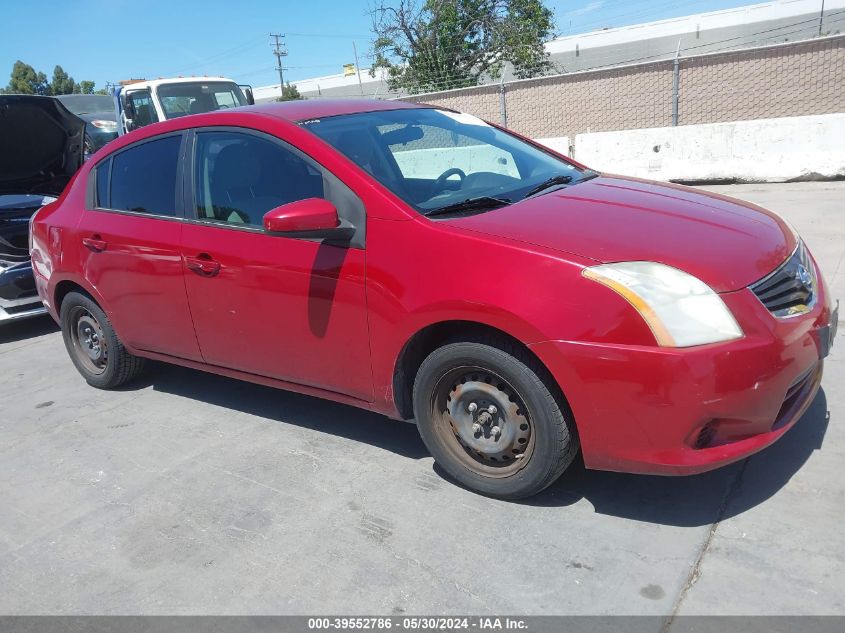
352 41 364 96
818 0 826 37
671 39 681 127
270 33 287 97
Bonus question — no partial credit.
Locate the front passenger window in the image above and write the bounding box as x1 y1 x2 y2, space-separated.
194 131 325 227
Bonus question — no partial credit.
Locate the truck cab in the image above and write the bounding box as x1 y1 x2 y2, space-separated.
112 77 254 135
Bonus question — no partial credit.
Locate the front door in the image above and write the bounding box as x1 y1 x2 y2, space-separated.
180 128 373 402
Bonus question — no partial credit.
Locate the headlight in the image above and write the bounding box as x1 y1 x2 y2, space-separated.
90 119 118 131
582 262 743 347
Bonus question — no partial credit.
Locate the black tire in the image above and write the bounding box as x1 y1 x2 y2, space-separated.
60 291 145 389
413 337 579 499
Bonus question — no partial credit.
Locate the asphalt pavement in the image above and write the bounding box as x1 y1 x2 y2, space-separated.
0 182 842 619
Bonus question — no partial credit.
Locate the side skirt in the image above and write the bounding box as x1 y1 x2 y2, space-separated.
131 347 402 418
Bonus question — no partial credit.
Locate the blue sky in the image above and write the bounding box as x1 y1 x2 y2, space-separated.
0 0 755 90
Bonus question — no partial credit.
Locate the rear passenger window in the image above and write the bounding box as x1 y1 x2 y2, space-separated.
109 135 181 216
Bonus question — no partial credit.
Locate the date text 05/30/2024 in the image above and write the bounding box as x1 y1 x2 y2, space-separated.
307 617 528 630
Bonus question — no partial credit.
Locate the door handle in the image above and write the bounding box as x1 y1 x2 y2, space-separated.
82 236 107 252
185 254 221 277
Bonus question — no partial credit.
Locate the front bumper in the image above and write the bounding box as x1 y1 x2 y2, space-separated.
530 273 835 475
0 262 47 323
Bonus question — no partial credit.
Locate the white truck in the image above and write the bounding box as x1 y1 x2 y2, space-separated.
112 76 255 135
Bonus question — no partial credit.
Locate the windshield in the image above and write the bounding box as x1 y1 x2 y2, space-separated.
156 81 247 119
302 108 585 214
55 94 112 115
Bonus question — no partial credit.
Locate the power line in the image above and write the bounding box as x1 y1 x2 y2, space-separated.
155 37 265 78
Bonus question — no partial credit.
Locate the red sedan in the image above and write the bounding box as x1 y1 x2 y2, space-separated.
30 99 837 498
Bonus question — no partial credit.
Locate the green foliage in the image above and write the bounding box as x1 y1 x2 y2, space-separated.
277 82 303 101
6 60 50 95
50 65 77 95
78 80 96 94
4 60 103 96
370 0 556 94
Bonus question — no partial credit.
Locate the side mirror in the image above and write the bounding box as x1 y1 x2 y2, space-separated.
263 198 355 244
240 85 255 105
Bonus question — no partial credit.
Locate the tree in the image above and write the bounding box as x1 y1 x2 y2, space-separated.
78 80 96 94
370 0 555 94
277 82 303 101
5 60 50 95
2 61 105 96
50 65 78 95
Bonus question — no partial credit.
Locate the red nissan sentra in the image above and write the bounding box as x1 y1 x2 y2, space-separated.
30 100 837 499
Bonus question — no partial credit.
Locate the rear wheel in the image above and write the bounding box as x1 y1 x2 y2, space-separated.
60 291 145 389
413 339 578 499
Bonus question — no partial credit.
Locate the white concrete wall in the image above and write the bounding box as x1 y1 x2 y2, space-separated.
559 114 845 182
535 137 572 157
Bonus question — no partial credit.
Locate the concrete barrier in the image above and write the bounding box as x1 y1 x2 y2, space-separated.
546 114 845 183
535 136 571 157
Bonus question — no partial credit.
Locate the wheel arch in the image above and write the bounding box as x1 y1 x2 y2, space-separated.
53 279 96 315
53 277 106 318
391 320 565 421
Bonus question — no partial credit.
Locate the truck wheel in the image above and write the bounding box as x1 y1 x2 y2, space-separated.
60 291 145 389
413 339 578 499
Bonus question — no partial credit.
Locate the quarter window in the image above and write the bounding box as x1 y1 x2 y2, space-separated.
109 135 182 216
95 158 110 208
194 131 325 227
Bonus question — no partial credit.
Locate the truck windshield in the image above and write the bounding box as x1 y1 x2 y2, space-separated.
156 82 247 119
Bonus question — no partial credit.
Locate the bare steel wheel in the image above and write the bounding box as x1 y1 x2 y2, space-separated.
413 338 579 499
60 291 146 389
68 306 108 375
433 367 534 477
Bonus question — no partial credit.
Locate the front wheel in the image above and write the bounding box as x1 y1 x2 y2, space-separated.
413 339 578 499
60 291 145 389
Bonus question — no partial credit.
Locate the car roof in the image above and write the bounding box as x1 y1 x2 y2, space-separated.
247 98 430 123
87 98 437 161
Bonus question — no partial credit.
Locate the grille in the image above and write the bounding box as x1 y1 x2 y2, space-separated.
750 242 816 317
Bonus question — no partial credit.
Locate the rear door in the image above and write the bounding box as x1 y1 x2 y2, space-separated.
78 133 202 361
179 127 373 401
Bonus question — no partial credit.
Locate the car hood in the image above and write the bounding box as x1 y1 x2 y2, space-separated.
449 175 796 292
0 95 85 197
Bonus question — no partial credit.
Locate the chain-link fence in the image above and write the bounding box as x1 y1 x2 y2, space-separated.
400 33 845 142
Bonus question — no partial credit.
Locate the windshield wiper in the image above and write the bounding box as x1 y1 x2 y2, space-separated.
424 196 511 217
522 174 573 199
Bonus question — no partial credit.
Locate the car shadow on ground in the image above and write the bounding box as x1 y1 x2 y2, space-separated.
0 315 59 344
522 388 830 527
147 363 429 460
146 363 829 527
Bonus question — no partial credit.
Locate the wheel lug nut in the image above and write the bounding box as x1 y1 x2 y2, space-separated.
468 402 478 413
490 426 501 438
487 405 497 415
472 423 482 434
